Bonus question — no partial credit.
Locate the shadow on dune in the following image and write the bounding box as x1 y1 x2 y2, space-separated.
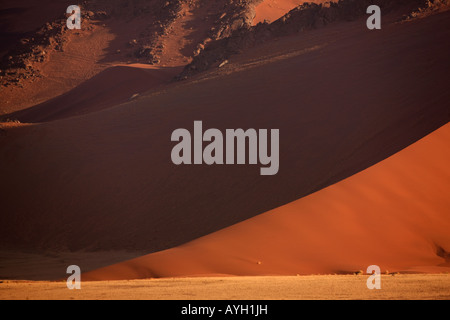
2 65 181 122
0 9 450 281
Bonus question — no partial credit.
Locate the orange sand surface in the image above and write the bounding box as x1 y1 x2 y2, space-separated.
253 0 330 25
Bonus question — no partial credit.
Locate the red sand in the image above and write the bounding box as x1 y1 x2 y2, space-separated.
1 10 450 255
253 0 330 25
0 5 449 281
84 122 450 280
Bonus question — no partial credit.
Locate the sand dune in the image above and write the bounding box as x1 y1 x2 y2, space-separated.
7 65 180 122
0 6 449 280
84 122 450 280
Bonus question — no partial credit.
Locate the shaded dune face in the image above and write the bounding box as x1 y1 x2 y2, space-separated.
84 122 450 280
5 65 182 122
0 10 449 258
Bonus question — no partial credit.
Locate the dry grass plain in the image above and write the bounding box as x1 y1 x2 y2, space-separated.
1 274 449 300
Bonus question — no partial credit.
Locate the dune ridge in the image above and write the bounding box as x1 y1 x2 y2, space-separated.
0 0 260 115
6 65 181 123
181 0 448 78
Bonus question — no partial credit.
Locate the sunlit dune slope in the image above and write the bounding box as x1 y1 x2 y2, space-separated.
0 12 449 257
253 0 330 25
84 122 450 280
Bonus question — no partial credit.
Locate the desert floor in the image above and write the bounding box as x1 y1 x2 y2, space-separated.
1 274 449 300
